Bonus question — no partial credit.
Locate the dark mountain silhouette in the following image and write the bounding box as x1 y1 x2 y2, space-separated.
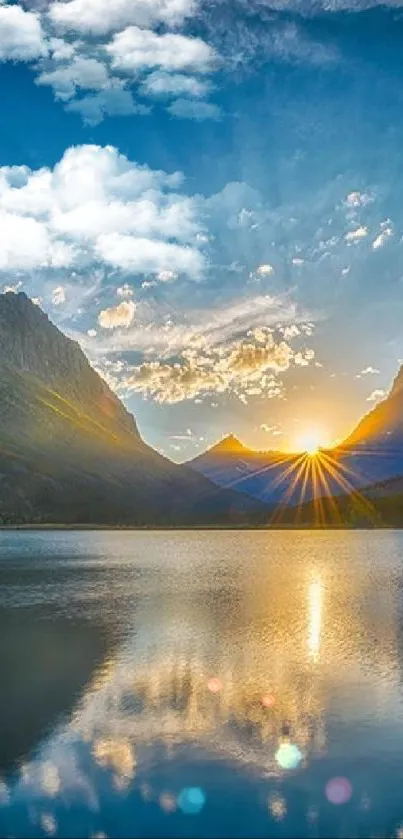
0 292 268 526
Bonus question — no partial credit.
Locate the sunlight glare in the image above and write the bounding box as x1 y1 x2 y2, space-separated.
292 427 328 456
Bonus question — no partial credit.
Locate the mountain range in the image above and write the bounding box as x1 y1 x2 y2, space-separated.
0 292 267 526
2 291 403 527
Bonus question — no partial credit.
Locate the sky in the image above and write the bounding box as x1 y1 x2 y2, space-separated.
1 0 403 460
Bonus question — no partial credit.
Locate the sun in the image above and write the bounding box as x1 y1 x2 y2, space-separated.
292 427 328 456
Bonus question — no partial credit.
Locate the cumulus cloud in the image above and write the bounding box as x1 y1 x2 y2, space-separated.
36 55 111 100
94 300 314 404
0 209 74 270
106 27 215 74
49 0 196 36
98 300 136 329
118 330 299 403
0 3 46 62
367 389 386 402
0 144 205 278
65 87 149 126
0 2 218 125
141 71 210 98
345 226 369 243
372 225 393 250
345 191 372 208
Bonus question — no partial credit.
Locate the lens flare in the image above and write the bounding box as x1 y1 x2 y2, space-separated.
275 742 303 770
207 677 222 693
262 693 276 708
178 787 206 815
325 777 352 805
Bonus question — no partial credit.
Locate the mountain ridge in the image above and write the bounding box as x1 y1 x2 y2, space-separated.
189 365 403 508
0 292 268 526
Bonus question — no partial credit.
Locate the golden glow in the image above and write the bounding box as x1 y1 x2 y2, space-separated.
292 426 329 455
308 580 322 662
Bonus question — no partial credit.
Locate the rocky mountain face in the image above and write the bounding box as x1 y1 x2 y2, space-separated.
0 293 268 526
343 367 403 449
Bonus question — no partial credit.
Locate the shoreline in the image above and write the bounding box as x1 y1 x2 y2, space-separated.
0 523 398 531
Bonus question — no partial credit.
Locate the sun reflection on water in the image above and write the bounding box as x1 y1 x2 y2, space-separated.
308 580 323 663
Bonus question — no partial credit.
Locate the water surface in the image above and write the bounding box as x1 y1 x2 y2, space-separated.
1 530 403 838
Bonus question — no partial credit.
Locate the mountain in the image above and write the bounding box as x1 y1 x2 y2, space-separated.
190 370 403 508
0 292 268 526
343 367 403 449
190 435 305 505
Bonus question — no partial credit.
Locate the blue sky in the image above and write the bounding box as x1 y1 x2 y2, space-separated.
2 0 403 459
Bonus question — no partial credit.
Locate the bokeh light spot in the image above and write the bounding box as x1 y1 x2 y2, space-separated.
160 792 177 813
325 777 352 805
178 787 206 815
275 742 302 770
207 678 222 693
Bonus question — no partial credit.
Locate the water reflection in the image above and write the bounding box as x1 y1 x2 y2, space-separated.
308 580 322 663
2 530 403 838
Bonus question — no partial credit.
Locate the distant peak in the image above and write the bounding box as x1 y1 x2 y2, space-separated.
213 434 247 453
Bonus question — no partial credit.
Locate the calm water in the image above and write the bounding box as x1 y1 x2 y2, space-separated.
1 530 403 838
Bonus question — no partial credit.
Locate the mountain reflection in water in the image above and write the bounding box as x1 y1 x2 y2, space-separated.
2 530 403 838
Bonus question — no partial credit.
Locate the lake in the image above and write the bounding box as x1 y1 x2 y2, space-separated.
1 530 403 838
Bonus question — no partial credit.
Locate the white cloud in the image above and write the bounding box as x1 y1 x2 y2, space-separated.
256 264 274 278
51 285 66 305
372 226 393 250
36 56 111 101
116 283 133 297
118 330 300 404
282 324 300 339
0 4 218 126
91 293 313 405
0 209 74 271
345 226 369 243
141 71 210 99
345 191 372 208
96 233 204 277
49 0 196 36
156 269 178 282
65 87 149 126
106 27 215 74
356 366 379 378
0 4 46 62
98 300 136 329
0 144 205 278
2 281 22 294
87 328 97 337
261 424 282 435
167 98 221 120
367 389 386 403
